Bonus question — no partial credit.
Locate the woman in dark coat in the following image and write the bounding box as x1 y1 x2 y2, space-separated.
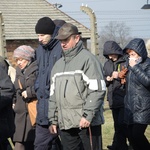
124 38 150 150
13 45 38 150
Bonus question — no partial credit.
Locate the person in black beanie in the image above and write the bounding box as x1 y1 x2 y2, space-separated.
34 17 62 150
35 17 55 35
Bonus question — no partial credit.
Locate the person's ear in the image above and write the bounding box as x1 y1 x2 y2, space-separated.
75 35 80 43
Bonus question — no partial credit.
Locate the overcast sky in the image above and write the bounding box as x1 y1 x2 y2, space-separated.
48 0 150 39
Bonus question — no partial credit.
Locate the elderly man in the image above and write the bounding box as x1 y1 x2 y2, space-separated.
48 23 106 150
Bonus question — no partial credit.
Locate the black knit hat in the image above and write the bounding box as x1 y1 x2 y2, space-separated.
35 17 56 35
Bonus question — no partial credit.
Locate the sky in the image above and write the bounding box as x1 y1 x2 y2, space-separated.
48 0 150 39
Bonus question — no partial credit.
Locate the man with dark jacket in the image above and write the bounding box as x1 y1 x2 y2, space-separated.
34 17 62 150
0 64 15 150
103 41 128 150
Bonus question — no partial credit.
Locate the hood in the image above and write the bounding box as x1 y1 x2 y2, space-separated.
124 38 147 60
53 19 66 28
103 41 123 58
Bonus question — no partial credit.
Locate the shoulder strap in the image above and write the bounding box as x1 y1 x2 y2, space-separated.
18 79 23 90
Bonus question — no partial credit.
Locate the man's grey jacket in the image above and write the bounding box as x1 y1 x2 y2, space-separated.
48 40 106 130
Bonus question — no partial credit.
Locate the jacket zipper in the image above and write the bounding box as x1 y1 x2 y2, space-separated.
127 70 131 125
58 81 65 128
59 61 67 128
64 80 68 98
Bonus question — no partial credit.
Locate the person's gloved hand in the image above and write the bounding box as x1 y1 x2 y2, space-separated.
22 90 27 98
118 66 128 79
121 78 126 84
118 66 128 84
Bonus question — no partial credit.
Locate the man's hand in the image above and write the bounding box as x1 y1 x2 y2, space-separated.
22 90 27 98
79 117 90 129
106 76 113 81
49 125 57 134
12 103 15 109
112 71 119 79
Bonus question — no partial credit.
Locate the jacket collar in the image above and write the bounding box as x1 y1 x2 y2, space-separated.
63 40 83 62
40 26 60 50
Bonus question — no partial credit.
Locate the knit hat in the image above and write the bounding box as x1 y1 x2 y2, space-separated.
13 45 35 61
55 23 81 40
35 17 56 35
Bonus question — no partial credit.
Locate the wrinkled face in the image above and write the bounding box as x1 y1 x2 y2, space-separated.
108 54 118 61
60 35 80 51
15 58 29 70
37 34 52 45
126 49 140 59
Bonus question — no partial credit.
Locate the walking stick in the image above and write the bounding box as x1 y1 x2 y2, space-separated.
89 126 93 150
88 126 103 150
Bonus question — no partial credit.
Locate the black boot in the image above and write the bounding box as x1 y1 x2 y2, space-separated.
107 145 117 150
107 145 113 149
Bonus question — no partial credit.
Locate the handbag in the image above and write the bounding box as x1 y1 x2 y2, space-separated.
18 79 37 126
27 99 37 126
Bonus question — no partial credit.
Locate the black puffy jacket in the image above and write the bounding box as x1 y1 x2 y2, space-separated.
0 66 15 142
124 38 150 125
103 41 127 109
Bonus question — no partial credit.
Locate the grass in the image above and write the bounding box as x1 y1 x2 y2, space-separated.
102 101 150 150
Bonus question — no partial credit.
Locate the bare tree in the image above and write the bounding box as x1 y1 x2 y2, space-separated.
99 21 131 48
98 21 132 65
